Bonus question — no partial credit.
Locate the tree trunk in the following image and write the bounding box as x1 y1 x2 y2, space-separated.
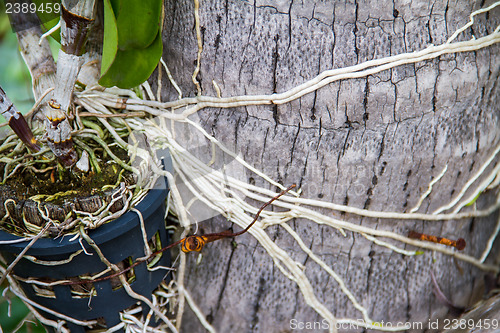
159 0 499 332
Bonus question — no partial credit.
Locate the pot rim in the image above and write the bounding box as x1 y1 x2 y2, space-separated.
0 179 167 256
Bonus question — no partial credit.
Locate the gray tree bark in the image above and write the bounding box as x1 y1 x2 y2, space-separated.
159 1 499 332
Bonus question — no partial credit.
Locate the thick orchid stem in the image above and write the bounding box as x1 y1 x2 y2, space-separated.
45 0 97 167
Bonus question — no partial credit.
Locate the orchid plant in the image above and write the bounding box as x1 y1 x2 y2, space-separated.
0 0 162 169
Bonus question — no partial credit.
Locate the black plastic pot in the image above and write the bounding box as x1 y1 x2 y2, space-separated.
0 177 171 332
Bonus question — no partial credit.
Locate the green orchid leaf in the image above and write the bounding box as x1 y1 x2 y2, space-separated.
101 0 119 77
114 0 161 50
109 0 120 16
98 30 162 88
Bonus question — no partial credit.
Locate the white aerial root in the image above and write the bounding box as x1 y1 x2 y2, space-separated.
181 286 216 333
0 222 52 286
410 165 448 213
160 57 182 99
70 17 496 333
79 227 179 333
39 20 61 45
2 266 95 330
433 144 500 214
131 207 152 257
4 2 499 333
191 0 203 96
117 3 497 332
479 213 500 263
445 1 500 44
80 22 500 122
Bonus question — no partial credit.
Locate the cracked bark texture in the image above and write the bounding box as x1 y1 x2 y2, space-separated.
159 0 499 332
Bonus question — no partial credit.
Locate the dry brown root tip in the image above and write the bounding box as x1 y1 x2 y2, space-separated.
64 184 297 286
50 169 56 183
455 238 466 251
8 116 41 152
408 230 466 250
179 184 297 253
180 235 208 253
